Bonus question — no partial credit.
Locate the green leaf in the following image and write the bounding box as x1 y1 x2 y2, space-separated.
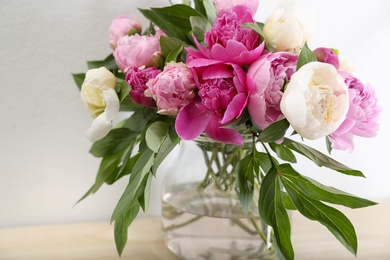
297 42 317 70
257 119 290 143
139 5 203 42
137 173 153 212
152 126 180 174
190 16 212 42
118 80 130 102
259 166 294 259
117 106 156 132
76 152 122 204
87 54 118 70
111 148 155 223
255 151 272 176
236 153 255 215
118 95 139 112
89 128 137 157
160 36 186 58
269 143 297 163
282 192 297 210
326 136 333 154
202 0 216 23
279 164 376 208
242 22 265 39
282 138 364 177
114 202 140 256
283 179 358 256
145 121 170 153
165 44 184 63
194 0 207 16
72 73 85 90
115 152 141 182
193 0 215 23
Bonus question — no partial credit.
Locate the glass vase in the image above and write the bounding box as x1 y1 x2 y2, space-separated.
161 135 276 260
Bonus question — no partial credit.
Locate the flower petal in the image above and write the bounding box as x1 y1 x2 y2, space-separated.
102 88 120 121
221 93 247 124
175 101 211 140
86 113 114 142
205 116 244 145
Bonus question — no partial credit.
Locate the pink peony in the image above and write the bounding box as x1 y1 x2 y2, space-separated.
176 59 248 145
247 52 298 130
113 34 162 72
328 71 381 152
214 0 259 15
190 5 264 66
313 47 340 69
109 16 142 49
125 66 161 107
145 62 196 116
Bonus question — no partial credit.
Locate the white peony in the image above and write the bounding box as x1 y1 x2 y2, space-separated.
80 67 119 142
263 0 316 52
280 62 349 140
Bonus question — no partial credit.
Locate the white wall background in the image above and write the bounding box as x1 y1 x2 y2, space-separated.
0 0 389 228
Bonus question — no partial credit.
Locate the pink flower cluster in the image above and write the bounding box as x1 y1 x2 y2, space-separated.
312 48 381 151
109 3 380 151
176 5 296 145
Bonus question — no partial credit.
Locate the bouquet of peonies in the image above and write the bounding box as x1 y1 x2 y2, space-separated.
73 0 381 259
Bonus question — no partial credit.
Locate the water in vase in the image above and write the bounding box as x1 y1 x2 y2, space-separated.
161 183 275 260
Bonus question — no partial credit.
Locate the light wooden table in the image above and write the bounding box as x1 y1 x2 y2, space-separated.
1 201 389 260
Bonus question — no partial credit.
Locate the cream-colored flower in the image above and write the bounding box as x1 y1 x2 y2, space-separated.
280 62 349 140
263 0 315 52
80 67 119 142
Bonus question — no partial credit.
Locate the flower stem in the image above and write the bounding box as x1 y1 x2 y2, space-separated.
162 215 203 232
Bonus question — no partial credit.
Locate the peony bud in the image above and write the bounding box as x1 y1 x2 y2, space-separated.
113 34 162 73
125 66 161 107
109 16 142 50
313 47 340 69
264 1 315 52
146 62 196 116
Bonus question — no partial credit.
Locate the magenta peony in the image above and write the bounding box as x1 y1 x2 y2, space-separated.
109 16 142 49
247 52 298 130
176 59 248 145
113 34 162 72
190 5 264 66
313 47 340 69
125 66 160 107
328 71 381 152
145 62 196 116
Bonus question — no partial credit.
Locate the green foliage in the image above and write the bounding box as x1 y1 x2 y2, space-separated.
87 54 118 70
242 22 265 39
282 138 364 177
89 128 138 158
114 202 140 256
72 73 85 90
283 180 358 256
194 0 216 23
297 42 317 70
190 16 212 42
236 153 256 215
269 143 297 163
139 5 204 44
257 119 290 143
259 166 294 259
